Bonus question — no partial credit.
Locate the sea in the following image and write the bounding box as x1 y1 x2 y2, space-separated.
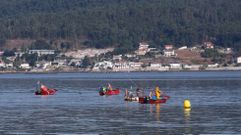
0 71 241 134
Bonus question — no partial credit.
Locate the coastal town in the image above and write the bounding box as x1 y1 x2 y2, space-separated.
0 41 241 73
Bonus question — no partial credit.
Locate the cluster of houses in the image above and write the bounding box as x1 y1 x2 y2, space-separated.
93 41 241 72
0 41 241 72
92 60 221 71
0 49 57 70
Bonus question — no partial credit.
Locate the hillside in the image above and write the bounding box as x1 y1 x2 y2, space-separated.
0 0 241 52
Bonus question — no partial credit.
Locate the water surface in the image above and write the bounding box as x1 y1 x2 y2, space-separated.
0 71 241 134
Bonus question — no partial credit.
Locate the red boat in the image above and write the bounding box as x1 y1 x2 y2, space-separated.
35 85 57 95
99 89 120 96
139 95 170 104
99 83 120 96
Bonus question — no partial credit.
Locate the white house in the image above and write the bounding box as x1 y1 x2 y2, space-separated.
20 63 31 69
178 46 188 50
135 42 150 55
170 63 182 70
150 63 162 68
183 64 202 70
51 59 67 67
163 50 176 57
15 52 25 57
6 63 14 68
28 50 55 56
113 55 122 61
113 62 129 71
207 63 219 68
203 42 214 49
237 56 241 64
93 61 113 71
148 63 169 71
0 51 4 56
0 61 6 68
129 62 143 69
125 54 137 58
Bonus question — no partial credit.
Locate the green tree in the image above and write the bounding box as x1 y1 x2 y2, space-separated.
81 56 91 68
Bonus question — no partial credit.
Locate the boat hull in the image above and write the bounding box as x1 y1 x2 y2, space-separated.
35 89 57 95
139 95 170 104
99 89 120 96
124 97 139 101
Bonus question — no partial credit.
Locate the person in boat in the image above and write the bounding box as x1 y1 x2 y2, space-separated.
148 86 162 100
149 91 157 100
136 88 144 97
36 81 42 94
124 89 136 101
99 86 107 93
107 83 113 90
155 86 162 99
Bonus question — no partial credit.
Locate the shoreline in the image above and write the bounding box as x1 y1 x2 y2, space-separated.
1 68 241 74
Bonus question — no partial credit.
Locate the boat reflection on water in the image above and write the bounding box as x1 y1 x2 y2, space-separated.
184 108 191 121
155 104 161 121
184 108 192 134
149 104 161 121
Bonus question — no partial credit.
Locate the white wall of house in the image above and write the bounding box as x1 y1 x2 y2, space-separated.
20 63 31 69
170 63 182 69
164 50 176 57
0 62 6 68
29 50 55 56
237 57 241 64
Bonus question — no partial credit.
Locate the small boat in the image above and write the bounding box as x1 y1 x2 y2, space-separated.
99 83 120 96
99 89 120 96
139 95 170 104
35 84 57 95
124 97 139 101
124 89 139 101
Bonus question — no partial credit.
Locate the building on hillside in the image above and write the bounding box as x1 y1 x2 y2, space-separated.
28 50 55 56
164 45 174 50
169 63 182 70
178 46 187 50
129 62 143 69
237 56 241 64
92 61 113 71
163 50 176 57
203 42 214 49
113 62 129 71
15 52 25 57
125 54 137 58
207 63 219 68
113 55 122 61
225 48 232 54
51 59 67 67
148 63 169 71
6 56 16 62
6 63 13 68
0 51 4 56
0 61 6 68
183 64 202 70
135 42 150 55
20 63 31 69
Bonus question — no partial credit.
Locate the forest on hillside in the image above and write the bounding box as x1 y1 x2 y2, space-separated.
0 0 241 53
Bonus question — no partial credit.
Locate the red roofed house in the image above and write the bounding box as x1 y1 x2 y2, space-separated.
164 45 174 50
203 42 214 49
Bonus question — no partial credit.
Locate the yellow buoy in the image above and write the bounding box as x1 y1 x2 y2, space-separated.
184 99 191 109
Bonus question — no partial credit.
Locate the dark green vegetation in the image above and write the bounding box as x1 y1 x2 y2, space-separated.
0 0 241 53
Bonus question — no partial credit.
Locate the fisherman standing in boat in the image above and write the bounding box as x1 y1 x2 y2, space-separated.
136 88 144 97
155 86 162 99
36 81 42 94
148 86 162 100
107 83 112 90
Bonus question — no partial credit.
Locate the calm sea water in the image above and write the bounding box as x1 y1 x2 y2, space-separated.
0 71 241 134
